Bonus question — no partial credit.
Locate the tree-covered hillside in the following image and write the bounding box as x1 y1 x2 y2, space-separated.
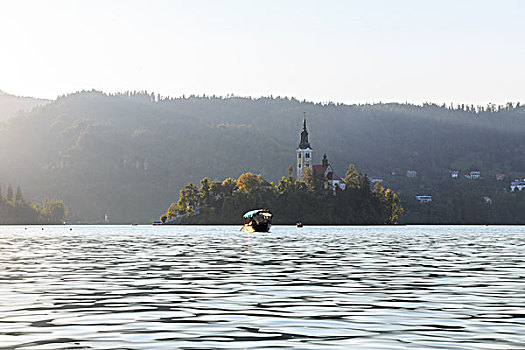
0 90 524 223
0 90 50 122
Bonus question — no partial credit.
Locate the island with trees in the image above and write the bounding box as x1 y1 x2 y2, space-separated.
161 165 403 225
0 184 68 224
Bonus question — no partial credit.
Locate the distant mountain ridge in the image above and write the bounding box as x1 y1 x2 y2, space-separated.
0 90 50 121
0 90 524 223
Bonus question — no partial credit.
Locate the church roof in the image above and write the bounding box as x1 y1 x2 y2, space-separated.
327 172 343 181
313 164 328 176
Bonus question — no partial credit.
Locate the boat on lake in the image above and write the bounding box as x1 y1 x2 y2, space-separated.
243 209 272 232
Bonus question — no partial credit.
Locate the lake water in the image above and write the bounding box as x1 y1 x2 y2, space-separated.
1 225 525 349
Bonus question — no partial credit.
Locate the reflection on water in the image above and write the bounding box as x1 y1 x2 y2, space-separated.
1 225 525 349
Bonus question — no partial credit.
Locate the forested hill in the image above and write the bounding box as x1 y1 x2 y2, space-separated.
0 90 524 223
0 91 50 122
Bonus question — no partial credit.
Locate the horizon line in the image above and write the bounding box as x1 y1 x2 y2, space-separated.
2 88 524 109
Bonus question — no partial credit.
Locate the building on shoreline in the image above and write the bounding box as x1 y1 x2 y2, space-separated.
511 179 525 192
416 195 432 203
406 170 417 178
465 171 481 179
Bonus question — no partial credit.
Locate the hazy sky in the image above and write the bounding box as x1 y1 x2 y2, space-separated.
0 0 524 105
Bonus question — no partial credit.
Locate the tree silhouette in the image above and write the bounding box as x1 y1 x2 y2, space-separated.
6 185 13 202
15 185 23 203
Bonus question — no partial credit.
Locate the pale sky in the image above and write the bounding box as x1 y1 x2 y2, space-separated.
0 0 524 105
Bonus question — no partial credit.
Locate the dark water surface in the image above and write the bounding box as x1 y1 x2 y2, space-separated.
1 225 525 349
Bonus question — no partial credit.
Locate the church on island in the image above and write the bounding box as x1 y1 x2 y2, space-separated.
296 114 346 191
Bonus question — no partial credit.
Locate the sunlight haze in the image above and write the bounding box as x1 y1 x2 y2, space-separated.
0 0 523 105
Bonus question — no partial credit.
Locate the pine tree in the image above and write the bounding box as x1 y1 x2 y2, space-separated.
344 164 360 189
6 185 14 202
15 185 23 203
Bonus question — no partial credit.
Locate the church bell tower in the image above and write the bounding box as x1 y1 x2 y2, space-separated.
296 113 312 181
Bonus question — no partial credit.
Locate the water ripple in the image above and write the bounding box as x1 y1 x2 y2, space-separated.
1 225 525 349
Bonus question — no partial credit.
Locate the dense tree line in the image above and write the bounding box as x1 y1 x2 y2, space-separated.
163 165 403 225
0 184 68 224
395 176 525 224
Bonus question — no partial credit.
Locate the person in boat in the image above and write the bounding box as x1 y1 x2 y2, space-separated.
243 209 272 232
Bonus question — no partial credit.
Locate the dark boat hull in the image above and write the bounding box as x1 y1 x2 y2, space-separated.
243 221 271 232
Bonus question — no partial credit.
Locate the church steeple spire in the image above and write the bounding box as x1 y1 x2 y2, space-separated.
298 112 310 149
303 112 307 131
296 113 313 181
